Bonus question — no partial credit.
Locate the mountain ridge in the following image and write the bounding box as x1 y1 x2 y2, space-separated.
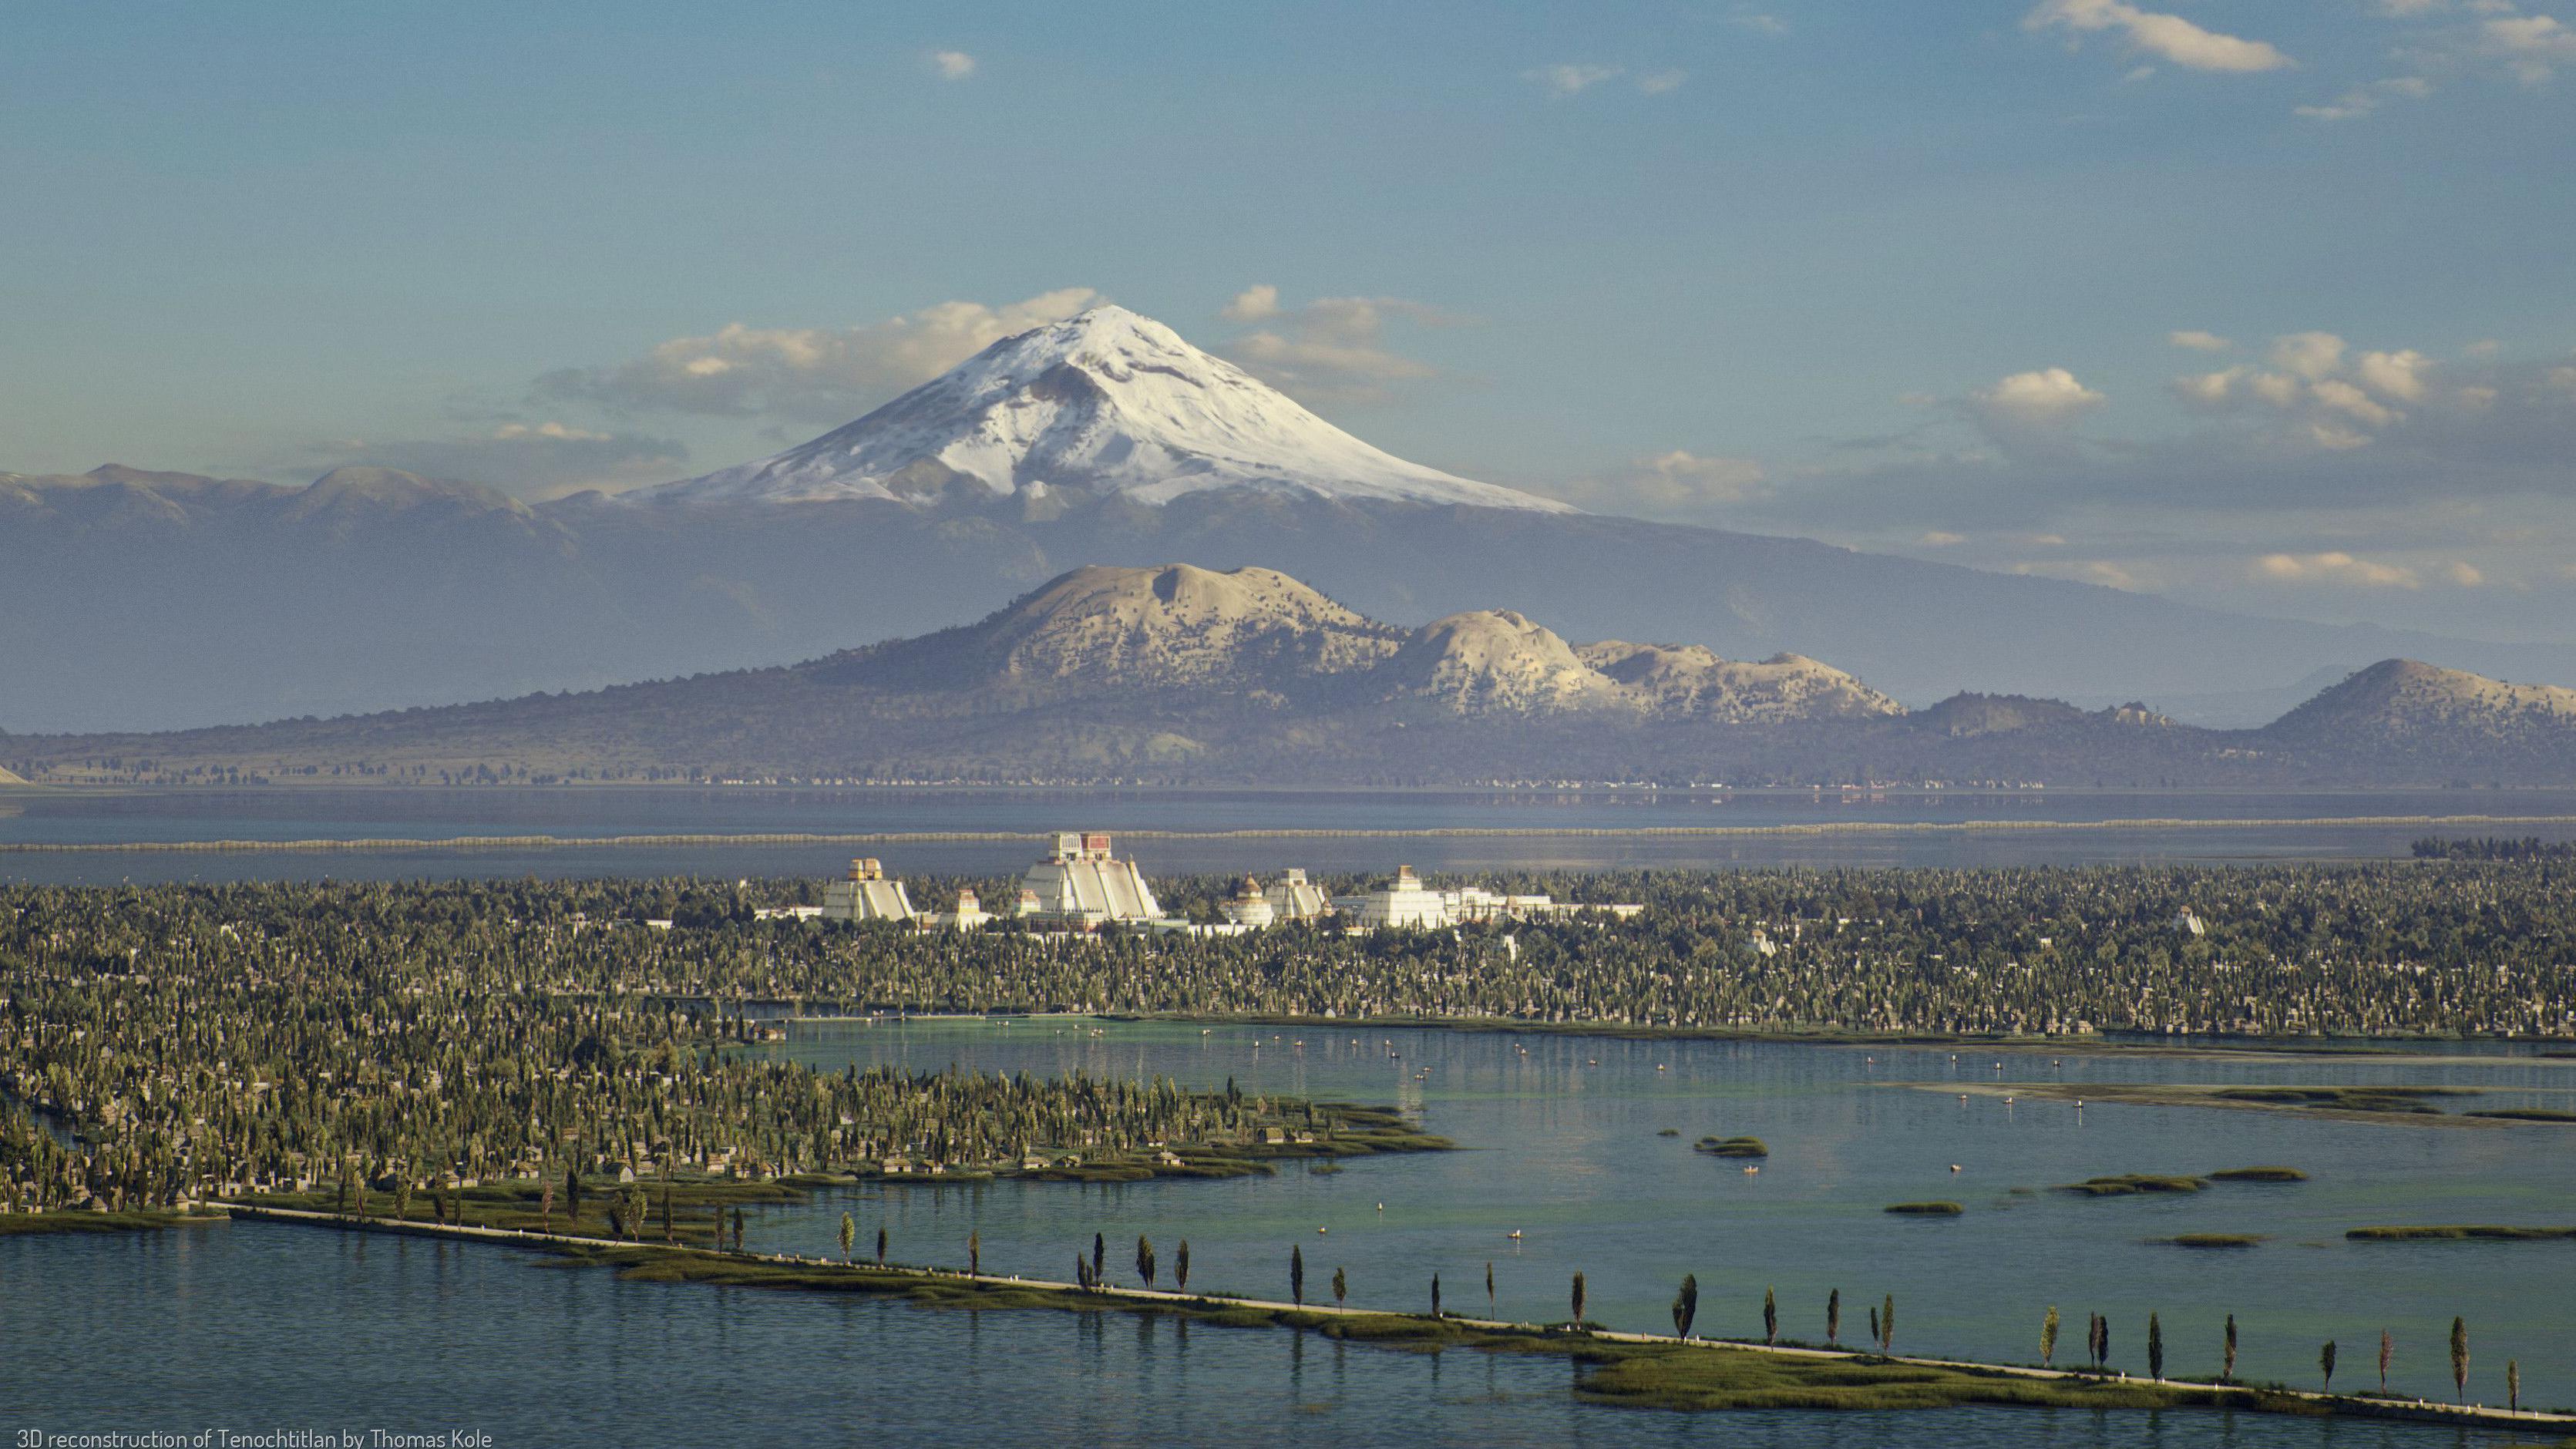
8 563 2571 788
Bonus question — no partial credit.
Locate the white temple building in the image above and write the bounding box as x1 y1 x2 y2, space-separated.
1336 866 1453 929
1263 868 1335 922
1014 832 1164 929
821 859 916 923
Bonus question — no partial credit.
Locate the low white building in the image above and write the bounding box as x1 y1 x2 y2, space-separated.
822 859 916 924
1219 876 1276 928
925 887 990 932
1337 866 1453 929
1015 832 1163 929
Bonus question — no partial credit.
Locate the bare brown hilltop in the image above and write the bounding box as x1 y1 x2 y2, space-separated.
3 564 2571 787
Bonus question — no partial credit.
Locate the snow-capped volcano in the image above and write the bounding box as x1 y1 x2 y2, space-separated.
642 305 1576 513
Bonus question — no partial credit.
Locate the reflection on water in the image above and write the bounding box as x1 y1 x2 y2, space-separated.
748 1020 2576 1409
0 1211 2533 1447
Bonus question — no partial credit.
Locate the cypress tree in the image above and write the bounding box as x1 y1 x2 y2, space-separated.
1331 1266 1346 1309
1176 1239 1190 1292
1764 1286 1778 1346
1673 1274 1698 1340
1290 1244 1305 1305
2041 1306 2059 1367
969 1229 981 1276
2225 1314 2238 1384
2450 1317 2469 1403
2147 1313 2164 1382
2378 1329 2391 1394
1572 1272 1586 1326
2321 1340 2337 1394
1431 1272 1441 1317
1138 1235 1155 1288
1828 1289 1841 1347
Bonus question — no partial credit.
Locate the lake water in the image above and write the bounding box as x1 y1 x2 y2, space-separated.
7 787 2571 1444
5 785 2576 884
6 1020 2563 1444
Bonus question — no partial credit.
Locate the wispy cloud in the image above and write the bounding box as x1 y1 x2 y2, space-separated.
1525 63 1622 97
930 50 977 80
1214 285 1455 406
2024 0 2294 73
536 288 1099 422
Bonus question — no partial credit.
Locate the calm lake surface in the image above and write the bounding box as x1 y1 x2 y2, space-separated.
8 1022 2568 1444
5 785 2576 884
6 787 2571 1444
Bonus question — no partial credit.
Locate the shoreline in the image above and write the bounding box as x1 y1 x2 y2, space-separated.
200 1203 2572 1432
7 810 2576 855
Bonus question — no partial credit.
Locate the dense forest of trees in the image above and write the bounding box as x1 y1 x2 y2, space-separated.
5 859 2571 1212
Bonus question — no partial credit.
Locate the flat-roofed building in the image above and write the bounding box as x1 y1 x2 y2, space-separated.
1337 865 1451 929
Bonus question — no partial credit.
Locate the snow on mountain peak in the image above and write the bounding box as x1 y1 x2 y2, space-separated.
641 304 1576 513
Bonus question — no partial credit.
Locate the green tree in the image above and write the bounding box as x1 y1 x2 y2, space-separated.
1431 1272 1441 1317
565 1168 581 1225
838 1211 855 1263
1093 1232 1106 1285
1572 1272 1586 1326
2225 1314 2238 1383
1332 1266 1347 1309
2507 1358 2520 1413
2147 1313 2164 1382
730 1205 745 1252
2378 1329 2391 1393
1138 1234 1156 1288
876 1225 888 1266
1175 1239 1190 1293
2321 1340 2338 1394
1828 1289 1841 1347
1881 1293 1895 1353
1764 1286 1778 1346
1290 1245 1305 1306
1869 1305 1881 1355
2042 1306 2059 1367
969 1229 981 1276
1485 1262 1495 1317
1673 1274 1698 1340
2450 1317 2469 1403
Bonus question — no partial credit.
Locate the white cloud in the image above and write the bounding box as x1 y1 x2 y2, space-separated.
2551 364 2576 395
2483 12 2576 82
1730 10 1790 35
1220 284 1281 324
2311 378 2399 428
537 287 1100 420
492 421 610 442
2296 75 2433 119
931 50 977 80
1216 288 1454 405
1544 450 1771 516
2443 560 2488 586
2024 0 2294 72
2358 348 2433 402
2168 329 2233 351
1918 530 1968 546
2270 331 2348 381
1636 69 1689 94
1525 64 1622 96
2252 551 2422 588
2171 366 2246 408
1969 367 2107 427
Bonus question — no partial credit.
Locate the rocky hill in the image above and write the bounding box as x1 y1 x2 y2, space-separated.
6 564 2571 788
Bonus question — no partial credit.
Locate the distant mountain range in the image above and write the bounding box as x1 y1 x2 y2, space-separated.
5 306 2571 735
12 563 2574 787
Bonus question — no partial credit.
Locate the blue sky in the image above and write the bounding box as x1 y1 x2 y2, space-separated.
5 1 2574 639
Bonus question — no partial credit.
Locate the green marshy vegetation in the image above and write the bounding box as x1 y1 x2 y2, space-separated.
1884 1202 1965 1216
2158 1234 2267 1249
2059 1175 2208 1197
2208 1166 2309 1182
1693 1135 1770 1158
2211 1087 2472 1115
2346 1225 2576 1242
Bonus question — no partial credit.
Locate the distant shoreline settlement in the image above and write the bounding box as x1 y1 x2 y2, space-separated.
772 831 1642 935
